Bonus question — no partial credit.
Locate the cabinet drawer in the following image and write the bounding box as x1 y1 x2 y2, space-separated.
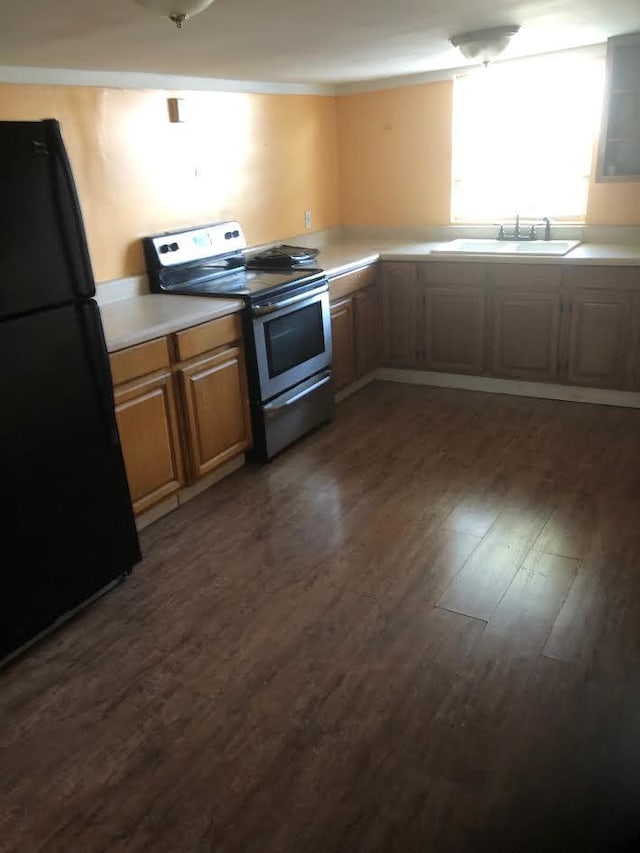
329 265 377 301
562 266 640 291
109 337 170 386
174 313 242 362
490 264 562 289
422 262 486 286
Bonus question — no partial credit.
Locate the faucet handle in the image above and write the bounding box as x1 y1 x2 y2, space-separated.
541 216 551 240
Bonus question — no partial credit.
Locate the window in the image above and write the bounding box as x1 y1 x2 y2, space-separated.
451 53 605 223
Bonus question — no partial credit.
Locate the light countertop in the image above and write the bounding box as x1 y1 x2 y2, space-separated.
378 241 640 265
556 243 640 264
99 237 640 352
100 294 245 353
312 242 385 276
316 239 640 271
99 243 389 353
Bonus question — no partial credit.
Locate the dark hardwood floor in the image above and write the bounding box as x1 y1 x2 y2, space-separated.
3 381 640 853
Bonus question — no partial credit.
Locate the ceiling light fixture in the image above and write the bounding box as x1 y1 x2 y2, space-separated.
449 25 520 65
135 0 216 28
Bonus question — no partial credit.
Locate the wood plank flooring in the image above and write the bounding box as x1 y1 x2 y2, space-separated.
2 381 640 853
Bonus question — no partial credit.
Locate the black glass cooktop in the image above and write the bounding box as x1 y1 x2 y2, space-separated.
160 264 324 302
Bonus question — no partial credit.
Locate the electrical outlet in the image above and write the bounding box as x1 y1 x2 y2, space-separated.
304 210 312 230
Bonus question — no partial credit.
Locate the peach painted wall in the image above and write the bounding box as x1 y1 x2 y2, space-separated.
0 76 636 286
587 178 640 225
0 84 341 282
336 82 453 227
336 79 640 228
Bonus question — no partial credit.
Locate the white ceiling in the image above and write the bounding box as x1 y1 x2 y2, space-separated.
1 0 638 86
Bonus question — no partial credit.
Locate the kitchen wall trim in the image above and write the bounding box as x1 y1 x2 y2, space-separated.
377 369 640 410
0 65 336 96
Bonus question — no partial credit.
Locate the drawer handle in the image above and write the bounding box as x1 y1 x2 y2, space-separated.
264 372 331 415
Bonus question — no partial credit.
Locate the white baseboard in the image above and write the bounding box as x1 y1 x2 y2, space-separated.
135 454 245 530
376 368 640 409
335 371 377 403
177 455 245 505
136 494 179 531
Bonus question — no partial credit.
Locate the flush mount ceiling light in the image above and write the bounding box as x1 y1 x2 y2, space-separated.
450 25 520 64
135 0 216 28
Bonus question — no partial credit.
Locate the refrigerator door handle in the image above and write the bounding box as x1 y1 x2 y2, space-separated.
43 119 96 300
80 303 121 449
32 140 51 157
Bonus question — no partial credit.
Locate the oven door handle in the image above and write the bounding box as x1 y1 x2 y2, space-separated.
252 284 328 316
264 371 332 416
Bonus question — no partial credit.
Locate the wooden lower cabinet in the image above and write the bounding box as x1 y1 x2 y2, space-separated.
632 294 640 390
353 286 380 377
381 263 420 368
329 284 380 393
329 265 377 302
492 290 561 381
330 297 357 392
566 290 632 388
111 314 252 518
424 286 486 373
178 345 252 479
114 371 183 516
378 261 640 393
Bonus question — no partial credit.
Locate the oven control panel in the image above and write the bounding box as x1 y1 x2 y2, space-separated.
147 221 246 267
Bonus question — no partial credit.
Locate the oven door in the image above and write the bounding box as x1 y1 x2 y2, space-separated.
252 285 332 401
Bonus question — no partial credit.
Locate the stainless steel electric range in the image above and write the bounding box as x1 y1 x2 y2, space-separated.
143 221 334 461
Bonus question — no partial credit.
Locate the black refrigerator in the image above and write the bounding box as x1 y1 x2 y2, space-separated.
0 119 141 663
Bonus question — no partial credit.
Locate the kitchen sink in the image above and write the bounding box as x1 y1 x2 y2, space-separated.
430 239 581 257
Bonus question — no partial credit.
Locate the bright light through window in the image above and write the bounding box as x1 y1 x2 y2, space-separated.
451 55 605 223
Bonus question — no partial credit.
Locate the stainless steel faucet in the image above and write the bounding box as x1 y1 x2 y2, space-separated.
496 213 523 241
496 214 551 241
514 213 521 239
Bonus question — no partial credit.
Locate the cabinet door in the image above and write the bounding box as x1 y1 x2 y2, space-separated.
424 286 485 373
566 290 631 388
353 286 380 377
631 294 640 391
381 263 420 367
492 290 561 381
330 297 357 392
114 371 183 515
179 345 252 480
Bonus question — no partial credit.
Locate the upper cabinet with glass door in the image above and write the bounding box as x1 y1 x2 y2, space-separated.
597 32 640 181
